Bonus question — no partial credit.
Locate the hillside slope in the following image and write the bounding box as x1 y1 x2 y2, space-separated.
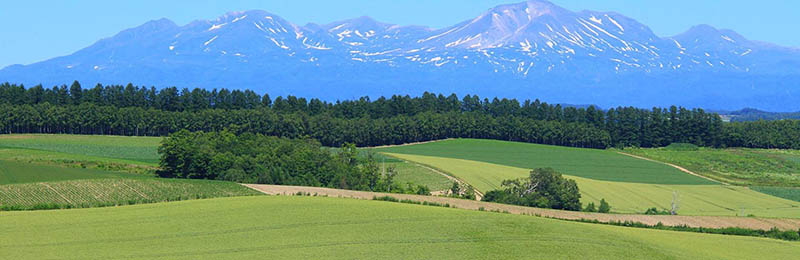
3 196 799 259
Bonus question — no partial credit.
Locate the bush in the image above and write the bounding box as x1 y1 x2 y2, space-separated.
583 202 597 212
644 207 671 215
598 199 611 213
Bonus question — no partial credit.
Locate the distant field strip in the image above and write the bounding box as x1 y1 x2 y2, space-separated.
624 147 800 186
245 184 800 231
375 139 714 185
0 160 131 185
384 153 800 218
4 196 799 259
0 134 162 164
0 178 260 210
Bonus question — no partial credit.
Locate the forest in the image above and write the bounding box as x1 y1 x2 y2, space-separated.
1 81 799 149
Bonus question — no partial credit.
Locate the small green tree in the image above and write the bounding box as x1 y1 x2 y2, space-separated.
583 202 597 212
450 181 461 196
464 186 476 200
598 199 611 213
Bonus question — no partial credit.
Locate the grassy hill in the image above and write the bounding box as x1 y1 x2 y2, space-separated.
0 134 161 164
3 195 799 259
375 139 714 185
624 147 800 186
0 178 259 210
383 153 800 218
0 134 259 210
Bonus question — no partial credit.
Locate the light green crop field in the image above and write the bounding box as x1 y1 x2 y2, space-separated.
386 153 800 217
0 134 162 165
624 147 800 186
375 139 715 185
0 178 260 210
2 196 798 259
0 160 132 185
388 160 453 191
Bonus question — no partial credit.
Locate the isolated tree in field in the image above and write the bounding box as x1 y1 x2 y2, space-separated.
483 168 582 211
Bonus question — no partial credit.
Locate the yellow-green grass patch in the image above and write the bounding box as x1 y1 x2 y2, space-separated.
374 139 714 185
385 153 800 218
2 195 799 259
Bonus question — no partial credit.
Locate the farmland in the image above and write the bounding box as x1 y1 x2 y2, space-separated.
375 139 715 185
0 160 130 185
0 134 161 164
0 134 260 210
0 178 260 210
2 195 799 259
624 147 800 186
385 153 800 218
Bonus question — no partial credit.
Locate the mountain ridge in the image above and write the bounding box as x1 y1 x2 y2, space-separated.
1 0 799 110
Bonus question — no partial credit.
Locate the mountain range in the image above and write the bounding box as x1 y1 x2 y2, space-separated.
2 0 799 110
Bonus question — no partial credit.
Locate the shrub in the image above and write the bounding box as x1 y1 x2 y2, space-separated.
598 199 611 213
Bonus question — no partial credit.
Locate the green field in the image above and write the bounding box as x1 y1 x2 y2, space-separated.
624 147 800 186
0 134 162 165
388 160 453 191
386 153 800 217
752 186 800 203
375 139 715 185
0 160 132 185
2 195 798 259
0 134 261 211
0 178 260 210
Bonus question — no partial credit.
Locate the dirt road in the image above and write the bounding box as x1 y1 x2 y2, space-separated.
243 184 800 231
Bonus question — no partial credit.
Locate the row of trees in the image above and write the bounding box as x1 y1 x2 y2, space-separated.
2 81 799 149
159 130 408 192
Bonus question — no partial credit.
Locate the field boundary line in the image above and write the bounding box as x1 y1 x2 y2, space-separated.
40 183 74 205
243 184 800 231
617 151 729 185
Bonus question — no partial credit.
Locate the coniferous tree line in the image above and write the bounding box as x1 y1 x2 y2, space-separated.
1 81 799 149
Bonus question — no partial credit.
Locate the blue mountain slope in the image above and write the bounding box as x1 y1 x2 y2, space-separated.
1 0 799 110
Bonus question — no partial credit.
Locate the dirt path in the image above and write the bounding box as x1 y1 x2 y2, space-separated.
617 151 729 185
243 184 800 231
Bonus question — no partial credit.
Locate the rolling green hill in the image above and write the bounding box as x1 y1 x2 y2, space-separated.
624 147 800 186
385 153 800 218
375 139 714 185
2 195 798 259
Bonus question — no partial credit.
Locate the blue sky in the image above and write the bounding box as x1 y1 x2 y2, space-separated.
1 0 797 68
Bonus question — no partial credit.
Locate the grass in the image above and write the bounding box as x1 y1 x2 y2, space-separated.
375 139 714 185
387 160 453 191
0 160 136 185
385 153 800 218
0 134 162 165
2 195 798 259
752 186 800 203
0 178 261 211
624 147 800 186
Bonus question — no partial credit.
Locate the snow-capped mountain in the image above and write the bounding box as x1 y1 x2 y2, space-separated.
2 0 800 110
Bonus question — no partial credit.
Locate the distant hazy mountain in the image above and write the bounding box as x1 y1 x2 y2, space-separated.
2 0 799 110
